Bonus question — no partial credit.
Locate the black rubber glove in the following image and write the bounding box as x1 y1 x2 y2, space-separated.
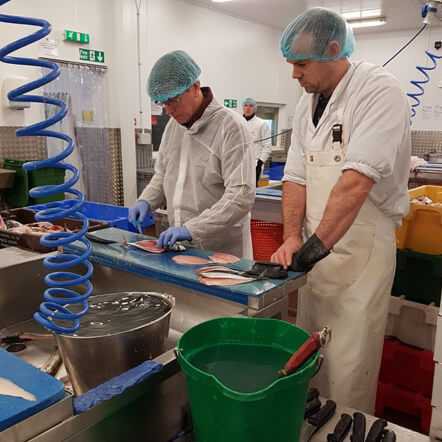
256 159 264 185
290 234 330 273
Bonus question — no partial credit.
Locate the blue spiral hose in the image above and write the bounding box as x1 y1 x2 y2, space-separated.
0 0 93 334
408 50 442 119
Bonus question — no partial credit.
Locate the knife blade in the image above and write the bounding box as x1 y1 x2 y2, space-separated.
350 412 366 442
327 413 352 442
365 418 387 442
300 399 336 442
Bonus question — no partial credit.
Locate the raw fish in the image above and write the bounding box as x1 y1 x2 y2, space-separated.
172 255 210 265
0 377 36 401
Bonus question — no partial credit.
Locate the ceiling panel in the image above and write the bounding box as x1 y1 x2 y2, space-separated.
183 0 440 32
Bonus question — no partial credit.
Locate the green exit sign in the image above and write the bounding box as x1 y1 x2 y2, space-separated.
65 30 90 44
224 99 238 109
79 48 105 63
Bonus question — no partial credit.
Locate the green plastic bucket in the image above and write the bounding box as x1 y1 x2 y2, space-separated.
177 317 319 442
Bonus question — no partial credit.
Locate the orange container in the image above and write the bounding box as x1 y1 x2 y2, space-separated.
251 220 283 261
396 185 442 255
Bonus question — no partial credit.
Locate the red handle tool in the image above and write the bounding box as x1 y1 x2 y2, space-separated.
278 327 331 377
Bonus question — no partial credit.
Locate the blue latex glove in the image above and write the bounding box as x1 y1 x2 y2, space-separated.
157 226 192 249
128 200 151 230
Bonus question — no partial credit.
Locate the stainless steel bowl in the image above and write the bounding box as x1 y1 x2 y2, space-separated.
56 292 175 394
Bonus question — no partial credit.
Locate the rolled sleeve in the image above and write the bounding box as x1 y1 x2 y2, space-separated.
343 80 409 183
282 129 306 185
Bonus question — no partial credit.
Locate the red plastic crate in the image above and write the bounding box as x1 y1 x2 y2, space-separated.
379 337 434 398
376 382 432 434
251 220 283 261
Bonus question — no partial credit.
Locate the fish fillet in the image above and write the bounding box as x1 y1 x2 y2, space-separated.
129 240 165 254
0 377 36 401
198 276 255 286
172 255 210 265
209 252 240 265
197 266 242 275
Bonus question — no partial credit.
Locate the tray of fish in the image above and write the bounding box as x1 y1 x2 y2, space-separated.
0 208 107 253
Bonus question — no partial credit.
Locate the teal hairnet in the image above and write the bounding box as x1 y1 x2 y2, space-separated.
147 50 202 103
242 97 257 107
280 8 355 62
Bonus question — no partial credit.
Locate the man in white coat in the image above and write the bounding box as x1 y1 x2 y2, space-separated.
271 8 411 412
129 50 255 258
242 98 272 184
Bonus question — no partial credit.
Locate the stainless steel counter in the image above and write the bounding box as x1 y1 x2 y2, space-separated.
1 246 428 442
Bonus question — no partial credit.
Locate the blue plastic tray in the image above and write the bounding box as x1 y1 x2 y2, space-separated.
0 349 64 431
27 201 154 233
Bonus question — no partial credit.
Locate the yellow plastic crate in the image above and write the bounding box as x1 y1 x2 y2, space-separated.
396 185 442 255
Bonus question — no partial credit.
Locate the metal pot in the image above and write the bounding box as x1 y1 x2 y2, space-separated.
56 292 175 395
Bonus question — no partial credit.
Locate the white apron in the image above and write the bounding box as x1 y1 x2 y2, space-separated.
297 101 396 413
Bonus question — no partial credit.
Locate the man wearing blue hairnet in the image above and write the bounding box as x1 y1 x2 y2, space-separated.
129 50 255 258
242 98 272 185
271 8 411 412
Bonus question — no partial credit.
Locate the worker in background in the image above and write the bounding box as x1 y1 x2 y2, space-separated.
129 50 255 259
271 8 411 413
242 98 272 185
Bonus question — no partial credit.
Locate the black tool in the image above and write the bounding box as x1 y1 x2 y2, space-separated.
382 430 396 442
307 388 320 403
6 343 27 353
365 419 388 442
86 233 119 244
245 261 288 279
300 400 337 441
305 396 321 419
350 412 366 442
327 413 352 442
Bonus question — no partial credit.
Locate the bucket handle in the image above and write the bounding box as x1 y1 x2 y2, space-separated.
312 354 324 378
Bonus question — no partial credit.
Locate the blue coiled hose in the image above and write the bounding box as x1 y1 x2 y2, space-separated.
408 50 442 119
0 0 93 334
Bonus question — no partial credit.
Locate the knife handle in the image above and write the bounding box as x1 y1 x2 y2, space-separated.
305 397 321 419
327 413 352 442
306 387 320 403
350 412 366 442
383 430 396 442
280 332 321 376
308 399 336 428
365 418 387 442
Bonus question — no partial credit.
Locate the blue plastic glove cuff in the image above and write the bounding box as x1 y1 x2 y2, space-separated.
128 200 151 228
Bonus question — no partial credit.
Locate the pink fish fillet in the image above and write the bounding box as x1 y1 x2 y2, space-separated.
172 255 210 265
130 240 165 254
198 276 254 286
209 252 240 265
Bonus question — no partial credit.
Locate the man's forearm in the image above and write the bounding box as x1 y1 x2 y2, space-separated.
282 181 306 240
315 170 374 249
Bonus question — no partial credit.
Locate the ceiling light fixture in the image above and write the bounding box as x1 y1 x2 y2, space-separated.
347 17 387 28
342 8 382 20
211 0 233 3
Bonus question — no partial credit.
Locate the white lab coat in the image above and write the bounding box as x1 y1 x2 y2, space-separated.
283 61 411 413
245 115 272 164
140 97 256 259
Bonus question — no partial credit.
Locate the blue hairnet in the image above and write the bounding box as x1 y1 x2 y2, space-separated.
281 8 355 62
147 50 202 103
242 97 257 107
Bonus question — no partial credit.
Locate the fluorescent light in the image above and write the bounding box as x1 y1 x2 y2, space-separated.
211 0 233 2
348 17 386 28
342 9 383 20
